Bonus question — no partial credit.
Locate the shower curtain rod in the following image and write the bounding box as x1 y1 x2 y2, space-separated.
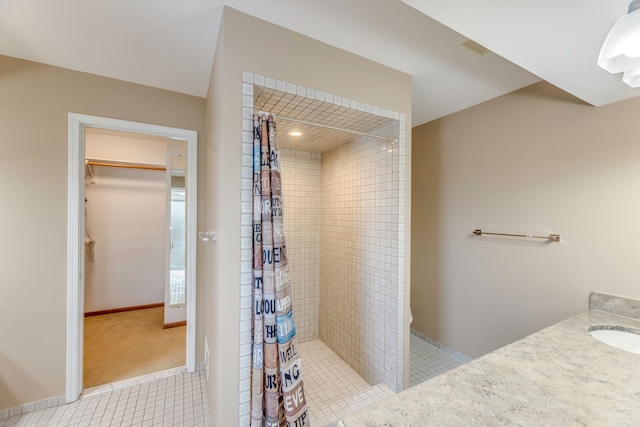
261 112 399 144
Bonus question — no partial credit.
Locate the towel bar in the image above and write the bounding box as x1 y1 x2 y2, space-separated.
473 229 560 242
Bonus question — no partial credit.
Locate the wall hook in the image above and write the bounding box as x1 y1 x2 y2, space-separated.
198 231 217 242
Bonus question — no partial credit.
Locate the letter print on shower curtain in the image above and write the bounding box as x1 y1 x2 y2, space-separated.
252 112 308 426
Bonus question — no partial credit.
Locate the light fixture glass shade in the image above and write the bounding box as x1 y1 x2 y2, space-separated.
623 66 640 87
598 7 640 73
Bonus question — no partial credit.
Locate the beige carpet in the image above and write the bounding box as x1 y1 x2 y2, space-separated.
83 307 185 388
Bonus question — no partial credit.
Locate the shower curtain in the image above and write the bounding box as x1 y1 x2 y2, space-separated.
252 112 308 426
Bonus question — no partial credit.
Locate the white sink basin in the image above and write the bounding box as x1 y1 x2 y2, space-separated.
589 326 640 355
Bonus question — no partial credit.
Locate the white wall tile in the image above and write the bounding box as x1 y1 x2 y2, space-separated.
242 71 254 83
319 132 403 391
242 83 254 96
281 149 322 343
239 77 407 422
262 76 272 88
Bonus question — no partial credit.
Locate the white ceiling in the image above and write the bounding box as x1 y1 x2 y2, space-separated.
401 0 639 109
0 0 637 126
0 0 223 97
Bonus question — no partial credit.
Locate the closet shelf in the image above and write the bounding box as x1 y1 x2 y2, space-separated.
85 158 166 171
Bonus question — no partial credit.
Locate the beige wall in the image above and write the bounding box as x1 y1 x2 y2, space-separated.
202 8 412 425
202 11 233 427
411 81 640 359
0 54 204 409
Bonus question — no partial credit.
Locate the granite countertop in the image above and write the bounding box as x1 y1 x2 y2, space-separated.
335 293 640 426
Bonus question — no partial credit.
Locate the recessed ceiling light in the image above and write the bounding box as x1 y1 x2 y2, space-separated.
289 131 302 137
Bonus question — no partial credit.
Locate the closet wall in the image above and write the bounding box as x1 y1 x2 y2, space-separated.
84 130 168 313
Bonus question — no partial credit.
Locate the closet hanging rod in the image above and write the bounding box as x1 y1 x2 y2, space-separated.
258 112 399 144
473 229 560 242
85 160 166 171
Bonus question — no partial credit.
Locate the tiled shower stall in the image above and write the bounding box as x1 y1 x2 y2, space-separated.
239 72 406 423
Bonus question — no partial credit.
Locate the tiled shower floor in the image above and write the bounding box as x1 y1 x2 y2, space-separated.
0 334 467 426
409 331 469 387
300 340 395 426
302 333 469 425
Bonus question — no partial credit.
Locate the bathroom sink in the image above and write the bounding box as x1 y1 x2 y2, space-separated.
588 325 640 355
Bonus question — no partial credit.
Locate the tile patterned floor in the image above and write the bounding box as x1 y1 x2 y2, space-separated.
0 369 210 427
300 340 395 426
409 331 469 387
0 333 467 427
302 333 469 425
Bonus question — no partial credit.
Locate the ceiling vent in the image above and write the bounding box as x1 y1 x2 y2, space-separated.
458 38 491 57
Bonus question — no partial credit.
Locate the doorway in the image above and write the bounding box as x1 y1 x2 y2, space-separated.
67 113 198 403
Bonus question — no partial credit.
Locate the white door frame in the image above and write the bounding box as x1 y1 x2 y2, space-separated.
66 113 198 403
